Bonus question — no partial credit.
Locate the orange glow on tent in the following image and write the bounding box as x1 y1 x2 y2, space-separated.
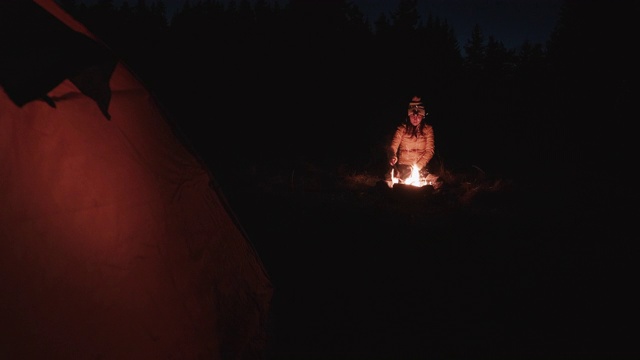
0 1 272 358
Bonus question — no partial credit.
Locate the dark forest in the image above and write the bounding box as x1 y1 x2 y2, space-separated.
58 0 633 186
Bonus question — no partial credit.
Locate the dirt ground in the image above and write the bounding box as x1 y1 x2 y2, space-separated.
218 163 639 359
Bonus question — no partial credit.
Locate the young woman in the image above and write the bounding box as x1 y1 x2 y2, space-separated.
386 96 438 186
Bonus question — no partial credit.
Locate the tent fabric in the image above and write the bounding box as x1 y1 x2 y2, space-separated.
0 1 272 359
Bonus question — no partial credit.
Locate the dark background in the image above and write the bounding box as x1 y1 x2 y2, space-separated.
59 0 637 358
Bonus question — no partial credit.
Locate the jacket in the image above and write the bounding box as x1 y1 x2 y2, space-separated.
388 123 435 170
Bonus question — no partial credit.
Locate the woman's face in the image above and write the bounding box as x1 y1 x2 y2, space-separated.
409 113 423 126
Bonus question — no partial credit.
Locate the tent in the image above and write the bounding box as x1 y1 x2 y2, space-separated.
0 1 272 358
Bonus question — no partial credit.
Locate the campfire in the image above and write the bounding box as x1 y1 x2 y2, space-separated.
390 165 437 188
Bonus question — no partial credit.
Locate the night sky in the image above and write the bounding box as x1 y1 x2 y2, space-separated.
77 0 564 49
356 0 563 48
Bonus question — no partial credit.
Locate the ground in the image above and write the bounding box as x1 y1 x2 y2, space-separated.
216 160 640 359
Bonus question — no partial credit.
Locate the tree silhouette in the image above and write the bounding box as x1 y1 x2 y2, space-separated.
57 0 600 177
463 24 485 70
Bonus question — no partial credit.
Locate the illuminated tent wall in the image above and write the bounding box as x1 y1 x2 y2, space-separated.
0 1 272 358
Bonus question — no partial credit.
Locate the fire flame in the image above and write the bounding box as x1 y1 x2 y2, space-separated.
391 165 432 187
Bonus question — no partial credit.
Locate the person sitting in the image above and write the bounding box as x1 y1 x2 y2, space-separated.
386 95 440 188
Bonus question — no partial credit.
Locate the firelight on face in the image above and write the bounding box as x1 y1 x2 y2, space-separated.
409 113 423 126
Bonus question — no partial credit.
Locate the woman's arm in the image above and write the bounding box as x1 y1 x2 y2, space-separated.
388 126 404 165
